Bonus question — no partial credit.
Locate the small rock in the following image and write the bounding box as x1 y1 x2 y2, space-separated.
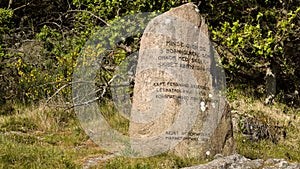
181 154 300 169
276 160 289 168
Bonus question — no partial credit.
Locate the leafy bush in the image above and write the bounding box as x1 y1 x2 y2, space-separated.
200 0 300 100
0 0 299 106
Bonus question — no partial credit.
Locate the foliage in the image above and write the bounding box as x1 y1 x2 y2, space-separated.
0 0 190 107
199 0 300 99
0 8 13 34
0 0 299 107
0 8 15 105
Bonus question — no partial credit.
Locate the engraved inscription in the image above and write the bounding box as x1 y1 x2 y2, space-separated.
165 130 211 141
156 38 209 71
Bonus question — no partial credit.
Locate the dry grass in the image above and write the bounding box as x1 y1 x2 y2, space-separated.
1 88 299 168
0 102 206 168
229 90 300 162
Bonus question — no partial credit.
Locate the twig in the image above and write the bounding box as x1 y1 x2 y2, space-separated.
13 1 32 11
68 9 109 26
43 81 94 108
70 74 124 109
38 22 62 29
45 83 71 104
117 44 132 53
45 73 132 110
70 96 101 109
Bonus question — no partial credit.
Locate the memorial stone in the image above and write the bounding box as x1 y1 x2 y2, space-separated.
129 3 235 158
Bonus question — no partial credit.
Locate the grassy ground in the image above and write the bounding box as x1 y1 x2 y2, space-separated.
0 89 299 168
228 87 300 162
0 103 206 168
0 105 105 168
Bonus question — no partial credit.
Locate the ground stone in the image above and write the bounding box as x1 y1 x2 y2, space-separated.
182 154 300 169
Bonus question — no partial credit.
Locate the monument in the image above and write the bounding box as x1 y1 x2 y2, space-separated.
129 3 235 158
73 3 235 159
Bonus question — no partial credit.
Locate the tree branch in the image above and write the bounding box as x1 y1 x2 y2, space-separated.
70 74 129 109
68 9 109 26
13 1 32 11
117 44 133 53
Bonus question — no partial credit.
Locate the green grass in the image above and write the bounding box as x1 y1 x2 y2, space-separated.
100 100 130 135
228 86 300 163
1 116 38 133
0 103 207 168
0 88 299 168
97 154 205 169
0 105 106 168
0 136 78 168
236 134 300 162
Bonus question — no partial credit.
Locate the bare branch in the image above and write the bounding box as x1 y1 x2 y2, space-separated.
68 9 109 26
38 22 62 29
117 44 133 53
44 81 96 108
13 1 33 11
70 74 126 109
45 83 71 104
70 96 101 109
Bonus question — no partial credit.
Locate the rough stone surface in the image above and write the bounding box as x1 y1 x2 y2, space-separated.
130 3 235 158
182 154 300 169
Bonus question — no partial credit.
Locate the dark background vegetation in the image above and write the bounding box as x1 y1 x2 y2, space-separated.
0 0 299 108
